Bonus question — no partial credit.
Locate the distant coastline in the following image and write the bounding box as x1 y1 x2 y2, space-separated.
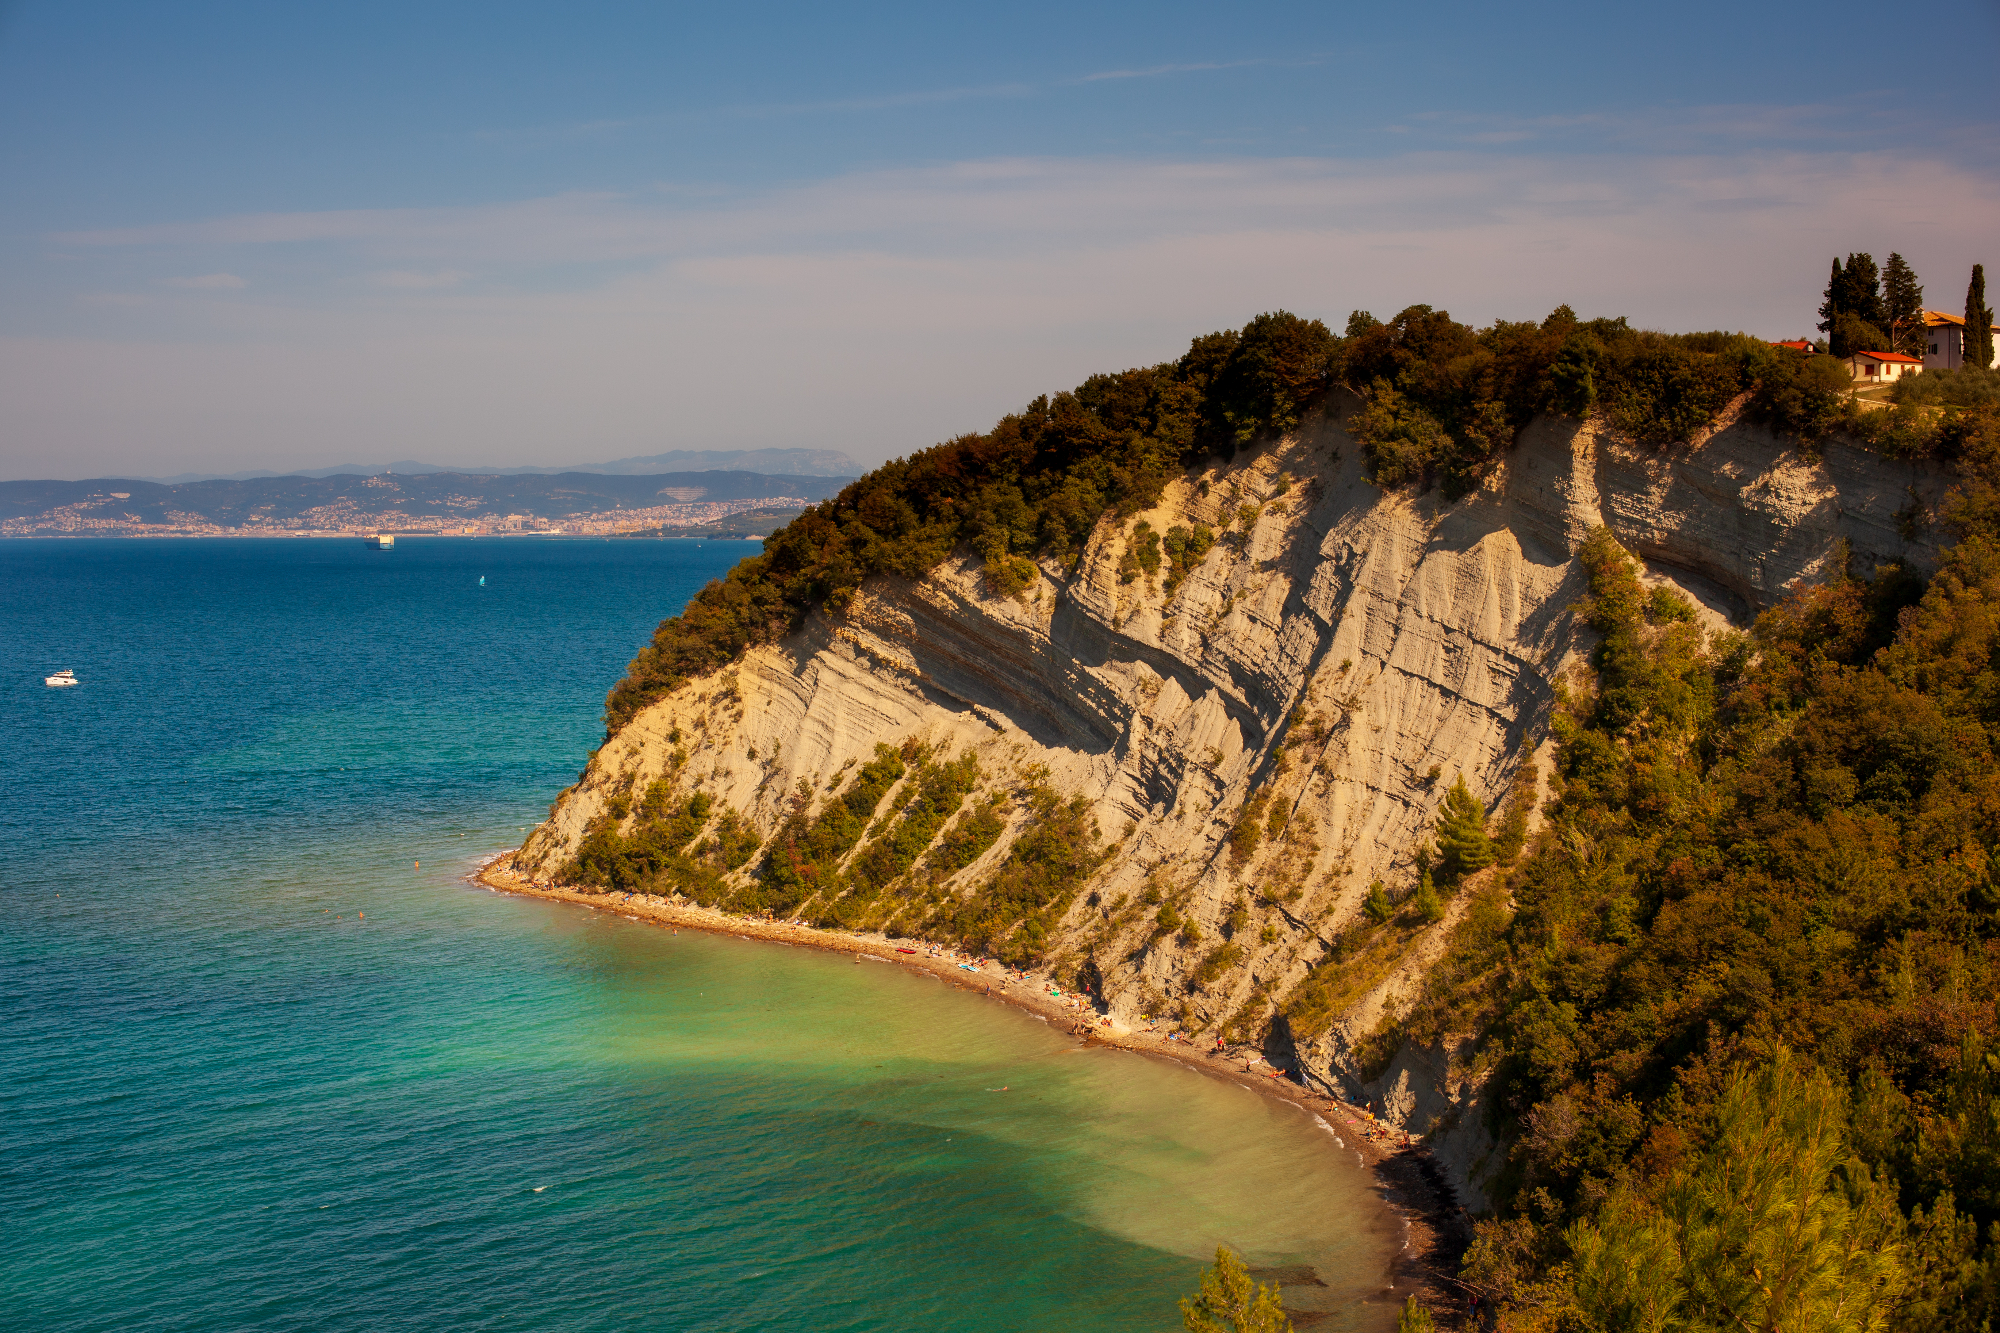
0 528 777 540
0 470 846 539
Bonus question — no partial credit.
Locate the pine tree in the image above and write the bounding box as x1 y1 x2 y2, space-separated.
1180 1246 1294 1333
1395 1295 1435 1331
1412 867 1445 923
1568 1051 1907 1333
1364 879 1394 925
1823 253 1887 357
1839 252 1885 330
1968 264 1994 371
1881 253 1924 355
1434 776 1494 882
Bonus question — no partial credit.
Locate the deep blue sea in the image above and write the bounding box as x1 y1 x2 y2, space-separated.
1 537 1393 1332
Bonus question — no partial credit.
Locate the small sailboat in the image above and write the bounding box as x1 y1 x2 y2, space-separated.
45 669 78 688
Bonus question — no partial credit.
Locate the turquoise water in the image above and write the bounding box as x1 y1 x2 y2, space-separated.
1 537 1394 1332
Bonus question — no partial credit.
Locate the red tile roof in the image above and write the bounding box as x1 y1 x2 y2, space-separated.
1770 340 1813 351
1924 310 1966 327
1852 350 1921 364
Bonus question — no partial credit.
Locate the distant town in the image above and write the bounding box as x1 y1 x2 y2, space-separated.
1 495 810 539
0 468 847 539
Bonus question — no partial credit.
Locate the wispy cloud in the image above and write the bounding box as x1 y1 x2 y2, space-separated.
1380 96 1988 153
13 139 1999 478
1073 57 1317 83
469 82 1038 147
158 273 247 289
369 269 470 289
467 55 1310 147
722 83 1037 118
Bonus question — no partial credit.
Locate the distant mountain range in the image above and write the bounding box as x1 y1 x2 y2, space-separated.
1 469 850 532
140 448 859 485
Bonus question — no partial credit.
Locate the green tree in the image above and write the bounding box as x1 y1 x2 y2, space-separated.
1839 252 1885 329
1395 1295 1435 1331
1547 329 1600 416
1823 253 1887 356
1364 879 1394 925
1434 776 1495 882
1180 1246 1294 1333
1411 867 1445 923
1834 312 1889 358
1881 252 1924 355
1968 264 1994 371
1568 1052 1906 1333
1818 256 1844 339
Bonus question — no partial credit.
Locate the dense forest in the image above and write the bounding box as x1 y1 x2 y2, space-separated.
1176 404 2000 1328
1343 415 2000 1328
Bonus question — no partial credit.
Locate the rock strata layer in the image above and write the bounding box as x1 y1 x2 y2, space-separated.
521 404 1942 1207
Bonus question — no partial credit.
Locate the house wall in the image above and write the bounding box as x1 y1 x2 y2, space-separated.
1848 356 1917 382
1926 323 1965 371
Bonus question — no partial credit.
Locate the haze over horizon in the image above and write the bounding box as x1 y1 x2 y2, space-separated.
4 0 1996 483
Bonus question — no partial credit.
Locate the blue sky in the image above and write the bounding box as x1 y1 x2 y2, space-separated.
4 0 1997 479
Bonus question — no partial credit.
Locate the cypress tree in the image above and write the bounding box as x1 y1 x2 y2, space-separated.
1817 257 1844 338
1968 264 1994 370
1434 776 1495 882
1881 252 1924 355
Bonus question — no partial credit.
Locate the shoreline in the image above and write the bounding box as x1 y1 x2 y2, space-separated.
473 850 1472 1327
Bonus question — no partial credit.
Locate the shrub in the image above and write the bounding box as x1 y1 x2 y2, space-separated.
752 744 906 912
947 787 1105 966
1161 522 1215 597
923 792 1008 884
1890 364 2000 411
1230 791 1273 863
1191 943 1245 990
846 750 981 897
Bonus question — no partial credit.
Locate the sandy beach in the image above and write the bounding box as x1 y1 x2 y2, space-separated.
473 850 1473 1325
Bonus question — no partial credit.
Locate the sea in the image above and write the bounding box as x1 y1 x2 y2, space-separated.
1 537 1396 1333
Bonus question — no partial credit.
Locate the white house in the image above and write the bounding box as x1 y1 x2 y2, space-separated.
1923 310 2000 371
1845 349 1922 383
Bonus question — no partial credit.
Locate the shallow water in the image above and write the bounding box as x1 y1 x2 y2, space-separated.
1 537 1395 1331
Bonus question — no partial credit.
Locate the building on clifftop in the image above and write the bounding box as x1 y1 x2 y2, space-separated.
1922 310 2000 370
1845 349 1922 383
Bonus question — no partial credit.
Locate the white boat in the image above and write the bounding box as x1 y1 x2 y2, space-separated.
365 533 395 549
45 669 78 688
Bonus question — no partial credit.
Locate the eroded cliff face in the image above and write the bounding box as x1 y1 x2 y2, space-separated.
519 403 1942 1207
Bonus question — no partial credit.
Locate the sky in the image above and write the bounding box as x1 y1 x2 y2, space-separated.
3 1 1998 481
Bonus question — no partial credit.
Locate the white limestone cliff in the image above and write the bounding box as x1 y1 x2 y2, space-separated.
519 401 1944 1208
